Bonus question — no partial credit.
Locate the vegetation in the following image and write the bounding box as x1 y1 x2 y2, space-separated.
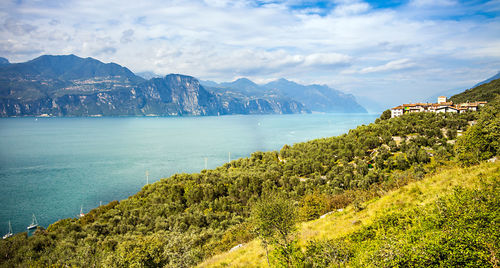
455 96 500 165
1 91 498 267
201 161 500 267
251 195 298 266
449 77 500 103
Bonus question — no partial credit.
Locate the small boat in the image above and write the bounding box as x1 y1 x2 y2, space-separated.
27 214 38 230
79 205 85 218
3 221 13 239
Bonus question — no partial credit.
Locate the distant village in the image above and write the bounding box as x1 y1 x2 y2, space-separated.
391 96 487 118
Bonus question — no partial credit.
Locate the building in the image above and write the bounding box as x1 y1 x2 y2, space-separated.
390 97 487 118
437 96 447 104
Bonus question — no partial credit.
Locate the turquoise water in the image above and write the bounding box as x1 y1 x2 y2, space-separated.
0 113 378 234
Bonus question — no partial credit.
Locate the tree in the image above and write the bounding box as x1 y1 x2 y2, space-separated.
455 96 500 165
251 194 298 266
299 194 327 221
380 109 392 120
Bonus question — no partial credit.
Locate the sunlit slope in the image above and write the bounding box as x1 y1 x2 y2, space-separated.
449 77 500 103
200 161 500 267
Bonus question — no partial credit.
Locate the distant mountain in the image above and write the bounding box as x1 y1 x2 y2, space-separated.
0 57 9 65
5 54 143 82
449 77 500 103
203 79 307 115
474 71 500 88
135 71 162 80
265 78 366 113
0 55 306 116
219 78 269 96
199 80 219 88
202 78 366 113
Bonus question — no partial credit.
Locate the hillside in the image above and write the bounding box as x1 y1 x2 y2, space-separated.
200 161 499 267
449 77 500 103
2 96 499 266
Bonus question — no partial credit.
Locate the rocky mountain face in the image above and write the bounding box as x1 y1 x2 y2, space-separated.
0 55 307 116
203 78 367 113
214 91 305 115
137 74 221 116
205 78 308 115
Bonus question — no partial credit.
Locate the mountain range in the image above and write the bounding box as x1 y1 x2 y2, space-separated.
0 55 365 117
202 78 367 113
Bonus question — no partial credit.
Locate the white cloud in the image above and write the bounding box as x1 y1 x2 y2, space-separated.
3 18 37 35
332 2 370 16
303 53 352 66
120 29 134 44
409 0 457 8
359 59 416 74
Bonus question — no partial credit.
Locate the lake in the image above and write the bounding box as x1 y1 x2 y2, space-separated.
0 113 378 234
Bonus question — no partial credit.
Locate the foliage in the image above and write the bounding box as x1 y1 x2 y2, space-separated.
379 109 392 120
347 180 499 267
449 77 500 103
303 239 353 267
201 161 500 267
251 194 298 266
299 194 328 221
455 96 500 165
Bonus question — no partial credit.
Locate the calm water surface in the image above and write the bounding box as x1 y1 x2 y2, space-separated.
0 113 378 234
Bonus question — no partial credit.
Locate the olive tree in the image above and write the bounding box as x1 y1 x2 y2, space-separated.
251 194 298 266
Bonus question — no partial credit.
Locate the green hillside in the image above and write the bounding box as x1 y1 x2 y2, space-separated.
449 78 500 103
1 96 498 267
200 161 499 267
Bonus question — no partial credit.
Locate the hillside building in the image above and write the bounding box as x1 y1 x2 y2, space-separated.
390 97 487 118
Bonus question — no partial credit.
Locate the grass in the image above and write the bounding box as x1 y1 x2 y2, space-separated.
198 161 500 267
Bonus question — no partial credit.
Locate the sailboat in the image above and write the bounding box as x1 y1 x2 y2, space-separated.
79 205 85 218
27 214 38 230
3 221 13 239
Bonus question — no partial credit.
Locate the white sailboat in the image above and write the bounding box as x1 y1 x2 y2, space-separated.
27 214 38 230
79 205 85 218
3 221 13 239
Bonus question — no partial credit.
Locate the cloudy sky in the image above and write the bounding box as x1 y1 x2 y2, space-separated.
1 0 499 110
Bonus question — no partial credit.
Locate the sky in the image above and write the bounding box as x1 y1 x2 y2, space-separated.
1 0 500 110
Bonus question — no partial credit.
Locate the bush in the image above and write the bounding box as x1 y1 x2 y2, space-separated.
304 239 353 267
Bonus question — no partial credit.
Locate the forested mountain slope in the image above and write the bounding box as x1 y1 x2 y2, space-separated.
449 77 500 103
